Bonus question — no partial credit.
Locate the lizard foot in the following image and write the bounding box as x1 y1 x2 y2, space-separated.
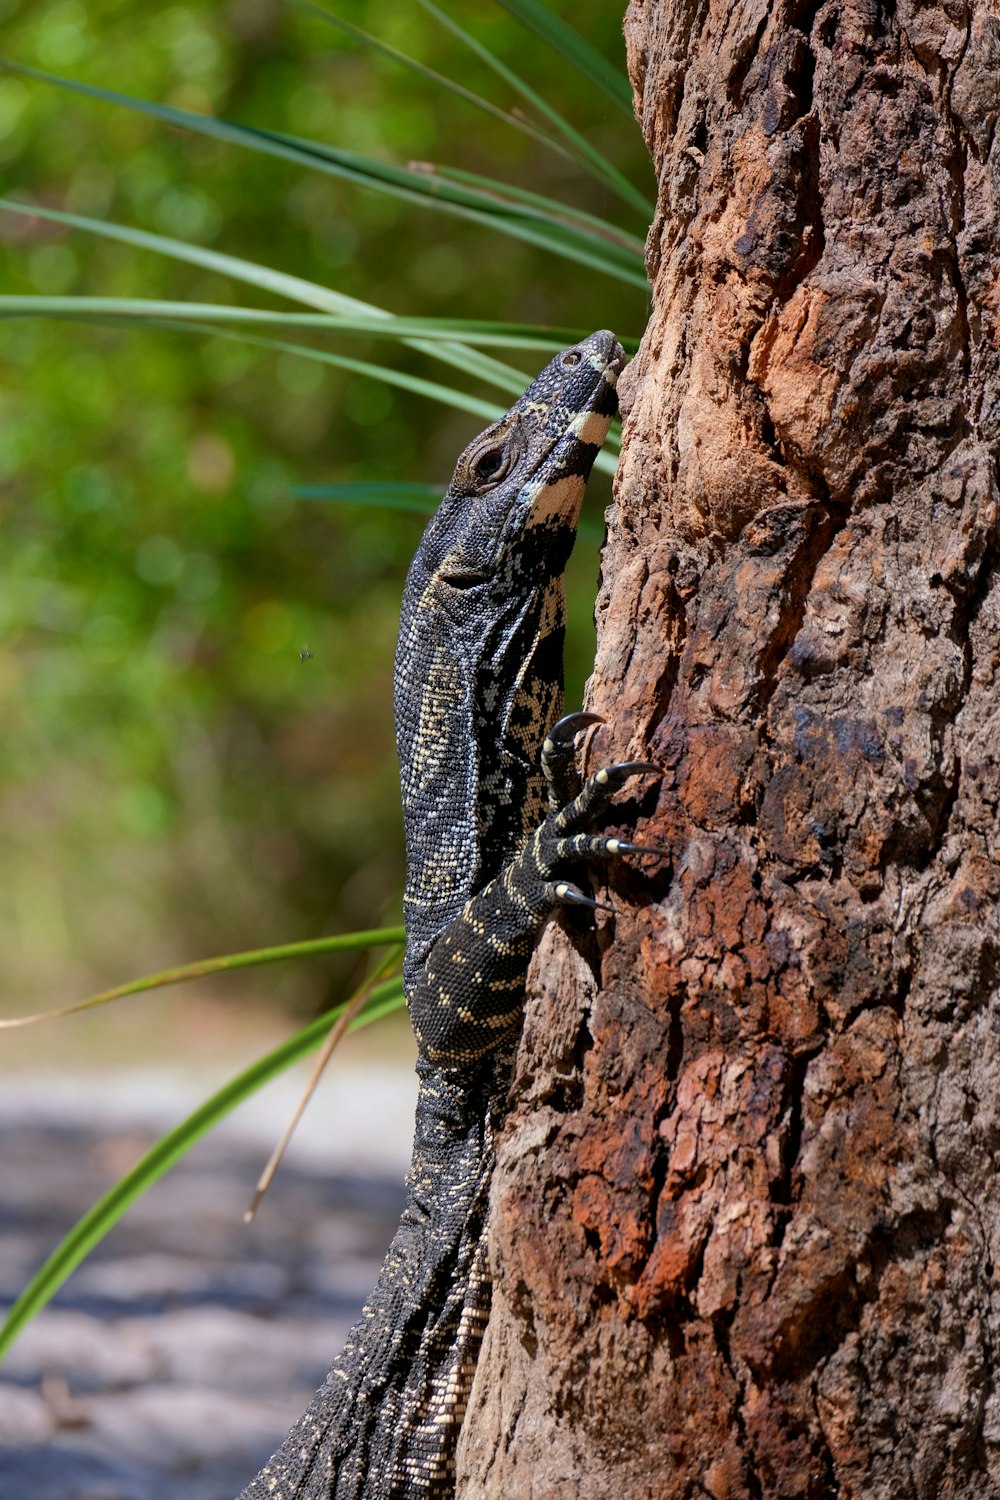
541 711 604 810
530 752 666 915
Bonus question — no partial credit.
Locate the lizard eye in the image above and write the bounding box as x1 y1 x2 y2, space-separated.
464 431 519 488
474 447 505 480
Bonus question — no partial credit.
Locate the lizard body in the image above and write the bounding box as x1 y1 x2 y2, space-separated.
239 331 628 1499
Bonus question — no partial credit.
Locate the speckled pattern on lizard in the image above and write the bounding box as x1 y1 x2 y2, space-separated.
238 329 659 1499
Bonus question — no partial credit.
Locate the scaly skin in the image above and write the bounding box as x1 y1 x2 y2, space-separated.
239 331 642 1499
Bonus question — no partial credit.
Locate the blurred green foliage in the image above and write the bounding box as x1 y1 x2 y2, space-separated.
0 0 650 1015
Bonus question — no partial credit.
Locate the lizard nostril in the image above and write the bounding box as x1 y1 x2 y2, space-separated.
560 349 583 368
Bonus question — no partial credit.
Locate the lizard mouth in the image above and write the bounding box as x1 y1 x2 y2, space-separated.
606 346 626 384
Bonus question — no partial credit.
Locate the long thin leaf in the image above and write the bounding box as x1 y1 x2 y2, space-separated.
0 255 619 471
187 325 618 474
79 309 618 473
0 64 648 289
289 481 608 539
0 975 406 1363
0 197 530 398
493 0 635 118
0 927 406 1029
252 118 646 282
244 942 404 1222
0 297 630 442
290 481 445 515
0 196 367 316
292 0 572 161
158 320 621 470
299 0 645 213
424 163 646 258
414 0 653 219
0 291 508 427
150 317 508 421
256 124 646 276
0 296 590 349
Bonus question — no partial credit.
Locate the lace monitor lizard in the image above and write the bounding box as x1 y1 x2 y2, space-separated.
239 328 658 1499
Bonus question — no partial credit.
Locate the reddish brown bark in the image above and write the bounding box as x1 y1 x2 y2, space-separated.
459 1 1000 1496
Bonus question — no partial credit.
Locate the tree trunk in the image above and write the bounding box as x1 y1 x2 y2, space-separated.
458 1 1000 1496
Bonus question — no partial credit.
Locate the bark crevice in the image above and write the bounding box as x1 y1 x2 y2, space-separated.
457 1 1000 1495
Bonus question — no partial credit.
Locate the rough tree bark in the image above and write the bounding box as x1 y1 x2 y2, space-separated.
458 1 1000 1496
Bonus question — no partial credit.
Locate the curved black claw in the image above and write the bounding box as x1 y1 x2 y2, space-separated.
553 880 614 913
543 711 605 751
604 837 671 858
543 713 606 812
593 760 663 787
554 760 664 836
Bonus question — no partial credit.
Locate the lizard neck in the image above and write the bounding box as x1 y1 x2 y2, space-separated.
394 557 566 990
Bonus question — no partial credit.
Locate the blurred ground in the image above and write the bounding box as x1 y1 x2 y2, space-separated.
0 997 417 1500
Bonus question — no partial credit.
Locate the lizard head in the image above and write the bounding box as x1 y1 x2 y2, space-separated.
418 329 625 597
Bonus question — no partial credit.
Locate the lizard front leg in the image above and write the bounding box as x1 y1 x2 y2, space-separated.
409 753 663 1072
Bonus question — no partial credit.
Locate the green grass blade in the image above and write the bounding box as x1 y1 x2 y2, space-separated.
251 118 639 275
292 0 572 161
0 297 591 349
239 330 617 471
289 482 608 539
493 0 635 117
234 323 616 468
424 164 647 258
413 0 653 219
0 271 618 468
0 285 512 421
253 125 646 278
0 64 647 289
0 927 406 1029
0 309 518 417
0 195 373 315
0 971 406 1364
290 482 443 515
237 337 623 462
0 198 531 398
136 316 510 421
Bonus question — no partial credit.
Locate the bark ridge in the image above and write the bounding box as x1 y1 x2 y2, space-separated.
458 2 1000 1496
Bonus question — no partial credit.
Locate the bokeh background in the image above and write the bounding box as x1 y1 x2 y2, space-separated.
1 3 653 1490
1 0 651 1026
